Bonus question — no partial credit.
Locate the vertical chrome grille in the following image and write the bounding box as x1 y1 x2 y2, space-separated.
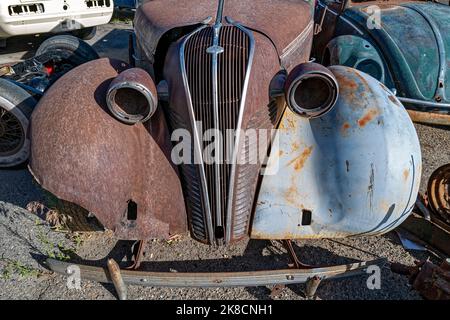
183 25 251 243
232 101 279 239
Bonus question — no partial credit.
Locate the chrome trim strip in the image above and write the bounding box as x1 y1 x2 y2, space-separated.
340 16 364 36
224 17 255 243
397 96 450 110
209 20 224 243
316 2 363 35
281 20 314 60
47 258 386 288
180 25 215 243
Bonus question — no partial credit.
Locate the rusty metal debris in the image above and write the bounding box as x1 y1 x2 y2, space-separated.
282 240 312 269
107 259 128 300
401 213 450 257
305 276 322 300
391 259 450 300
407 110 450 127
400 165 450 257
427 164 450 224
415 194 431 221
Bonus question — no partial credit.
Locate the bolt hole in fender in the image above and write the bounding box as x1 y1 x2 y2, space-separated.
251 66 421 240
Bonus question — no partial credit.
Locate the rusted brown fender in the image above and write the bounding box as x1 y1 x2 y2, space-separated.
29 58 187 240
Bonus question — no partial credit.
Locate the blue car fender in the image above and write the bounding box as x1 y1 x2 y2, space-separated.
251 66 421 239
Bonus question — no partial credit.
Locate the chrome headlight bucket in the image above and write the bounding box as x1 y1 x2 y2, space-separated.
285 62 339 118
106 68 158 124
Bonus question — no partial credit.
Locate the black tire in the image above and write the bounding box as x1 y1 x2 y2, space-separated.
72 26 97 41
36 35 99 67
0 79 36 168
45 193 103 233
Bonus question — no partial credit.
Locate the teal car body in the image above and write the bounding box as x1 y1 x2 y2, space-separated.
312 0 450 114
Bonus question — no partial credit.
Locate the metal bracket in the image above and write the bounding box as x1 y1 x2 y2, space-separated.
314 7 329 35
126 240 146 270
283 240 312 269
270 240 325 298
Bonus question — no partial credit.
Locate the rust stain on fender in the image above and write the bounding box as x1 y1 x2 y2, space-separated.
341 122 351 135
334 72 358 90
358 109 379 127
403 169 410 181
287 146 313 172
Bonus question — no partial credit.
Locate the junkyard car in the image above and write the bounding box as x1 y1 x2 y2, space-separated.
312 0 450 125
0 0 114 46
0 35 100 167
28 0 422 289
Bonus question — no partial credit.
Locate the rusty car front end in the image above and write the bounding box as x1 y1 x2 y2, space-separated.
28 0 421 290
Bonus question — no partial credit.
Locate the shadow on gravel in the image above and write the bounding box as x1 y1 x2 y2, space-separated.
0 169 45 208
383 231 433 263
61 239 362 272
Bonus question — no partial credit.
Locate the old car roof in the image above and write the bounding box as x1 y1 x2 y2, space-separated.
134 0 312 58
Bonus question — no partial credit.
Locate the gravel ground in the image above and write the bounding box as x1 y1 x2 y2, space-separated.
0 22 449 300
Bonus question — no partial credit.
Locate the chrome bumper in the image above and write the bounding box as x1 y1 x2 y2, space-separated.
46 258 385 288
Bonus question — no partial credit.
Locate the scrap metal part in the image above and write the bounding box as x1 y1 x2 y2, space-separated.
391 259 450 300
427 164 450 224
107 259 128 300
400 213 450 257
407 110 450 127
46 258 385 288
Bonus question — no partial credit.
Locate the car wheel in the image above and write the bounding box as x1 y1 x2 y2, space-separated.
36 35 99 67
71 26 97 41
0 79 36 168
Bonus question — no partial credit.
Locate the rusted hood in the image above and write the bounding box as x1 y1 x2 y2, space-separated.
135 0 313 59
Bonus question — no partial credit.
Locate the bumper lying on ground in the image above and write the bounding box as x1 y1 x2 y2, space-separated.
0 0 113 38
46 257 385 288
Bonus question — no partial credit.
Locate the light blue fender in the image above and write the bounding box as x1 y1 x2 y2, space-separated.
251 66 421 240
